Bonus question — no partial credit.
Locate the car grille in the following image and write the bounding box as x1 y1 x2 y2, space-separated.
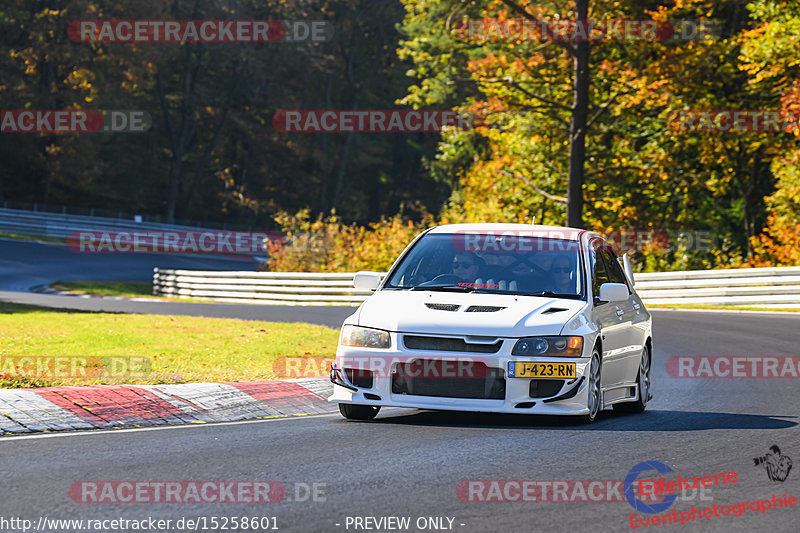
529 379 564 398
392 360 506 399
403 335 503 353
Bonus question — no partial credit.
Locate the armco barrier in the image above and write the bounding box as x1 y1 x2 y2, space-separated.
0 207 277 256
152 266 800 307
0 207 221 238
633 266 800 306
153 270 374 306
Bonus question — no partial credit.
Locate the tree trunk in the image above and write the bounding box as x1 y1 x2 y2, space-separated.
567 0 590 228
158 52 199 224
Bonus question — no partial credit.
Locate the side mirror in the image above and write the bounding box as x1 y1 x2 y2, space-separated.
621 253 635 287
353 271 382 291
598 283 629 303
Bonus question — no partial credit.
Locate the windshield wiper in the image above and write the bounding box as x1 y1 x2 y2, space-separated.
521 290 582 299
409 284 476 292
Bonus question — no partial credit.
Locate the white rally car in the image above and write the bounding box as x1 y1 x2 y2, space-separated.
330 223 652 423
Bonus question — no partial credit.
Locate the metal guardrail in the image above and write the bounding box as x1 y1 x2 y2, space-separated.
0 201 257 230
152 266 800 307
0 206 275 241
0 207 281 257
153 270 375 305
0 207 233 239
633 266 800 306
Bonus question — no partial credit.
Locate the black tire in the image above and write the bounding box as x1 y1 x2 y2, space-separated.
578 348 602 424
614 343 651 414
339 403 381 420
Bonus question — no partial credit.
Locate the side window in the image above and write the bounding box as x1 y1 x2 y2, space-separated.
591 242 610 297
601 248 629 289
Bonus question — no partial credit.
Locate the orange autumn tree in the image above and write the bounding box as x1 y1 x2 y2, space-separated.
399 0 775 271
739 2 800 266
264 210 434 272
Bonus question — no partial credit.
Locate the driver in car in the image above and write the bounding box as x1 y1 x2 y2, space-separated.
451 253 482 284
549 255 574 293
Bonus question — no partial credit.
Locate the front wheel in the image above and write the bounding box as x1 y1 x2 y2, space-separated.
578 349 602 424
614 344 651 414
339 403 381 420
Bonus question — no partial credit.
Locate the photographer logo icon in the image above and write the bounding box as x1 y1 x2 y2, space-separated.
753 445 792 482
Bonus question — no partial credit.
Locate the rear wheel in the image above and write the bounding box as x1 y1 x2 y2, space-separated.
614 343 651 414
339 403 381 420
578 348 602 424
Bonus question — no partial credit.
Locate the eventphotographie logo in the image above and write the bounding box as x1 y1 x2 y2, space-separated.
753 445 793 482
625 461 678 514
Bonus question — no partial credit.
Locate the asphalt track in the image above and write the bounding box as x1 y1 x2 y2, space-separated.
0 238 355 327
1 239 799 532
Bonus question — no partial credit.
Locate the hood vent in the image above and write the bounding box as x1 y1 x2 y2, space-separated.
542 307 569 314
425 303 460 311
465 305 505 313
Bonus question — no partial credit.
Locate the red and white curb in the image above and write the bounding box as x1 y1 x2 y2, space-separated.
0 378 334 435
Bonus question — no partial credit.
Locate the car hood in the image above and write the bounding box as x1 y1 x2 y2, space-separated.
354 290 587 337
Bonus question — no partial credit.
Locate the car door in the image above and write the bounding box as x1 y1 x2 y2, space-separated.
598 246 641 385
588 239 628 388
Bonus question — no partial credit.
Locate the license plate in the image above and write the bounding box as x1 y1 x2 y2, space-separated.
508 361 576 379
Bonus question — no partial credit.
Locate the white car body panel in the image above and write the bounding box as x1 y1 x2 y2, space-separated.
331 224 653 417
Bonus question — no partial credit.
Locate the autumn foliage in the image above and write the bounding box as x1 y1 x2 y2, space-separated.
264 210 434 272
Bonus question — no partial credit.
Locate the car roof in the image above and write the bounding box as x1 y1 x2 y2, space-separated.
427 223 585 241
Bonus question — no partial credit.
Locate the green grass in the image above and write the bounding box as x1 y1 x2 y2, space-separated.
647 303 800 312
52 280 154 298
0 302 338 388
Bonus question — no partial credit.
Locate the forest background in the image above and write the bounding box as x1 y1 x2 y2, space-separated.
1 0 798 272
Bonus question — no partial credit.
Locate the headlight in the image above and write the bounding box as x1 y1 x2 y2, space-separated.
340 325 391 349
512 336 583 357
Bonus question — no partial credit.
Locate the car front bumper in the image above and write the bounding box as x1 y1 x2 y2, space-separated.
329 343 593 415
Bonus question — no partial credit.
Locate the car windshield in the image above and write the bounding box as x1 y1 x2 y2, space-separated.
384 233 583 298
